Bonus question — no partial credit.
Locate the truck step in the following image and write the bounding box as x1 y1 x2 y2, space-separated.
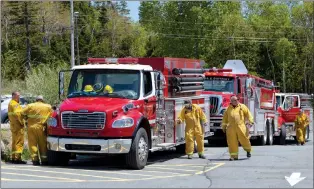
157 143 176 148
149 143 177 152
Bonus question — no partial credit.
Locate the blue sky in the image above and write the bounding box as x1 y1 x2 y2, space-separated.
127 1 140 22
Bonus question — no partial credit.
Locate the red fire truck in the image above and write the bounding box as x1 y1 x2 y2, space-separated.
201 60 278 145
46 57 213 169
275 93 313 144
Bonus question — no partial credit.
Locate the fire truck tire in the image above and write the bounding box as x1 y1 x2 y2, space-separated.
126 128 149 170
306 126 310 142
47 150 70 166
266 123 274 145
259 124 267 146
279 125 286 145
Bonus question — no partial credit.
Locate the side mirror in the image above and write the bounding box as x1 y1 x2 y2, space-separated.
59 71 65 99
59 70 73 101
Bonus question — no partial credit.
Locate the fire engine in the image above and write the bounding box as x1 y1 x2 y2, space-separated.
201 60 278 145
46 57 213 169
275 93 313 144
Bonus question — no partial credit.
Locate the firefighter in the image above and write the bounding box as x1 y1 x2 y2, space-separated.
176 99 208 159
21 95 53 165
8 91 26 164
222 95 254 161
294 110 309 145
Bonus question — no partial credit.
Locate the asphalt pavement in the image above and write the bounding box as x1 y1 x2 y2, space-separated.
1 134 313 188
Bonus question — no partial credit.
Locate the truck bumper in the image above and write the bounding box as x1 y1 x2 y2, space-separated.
47 136 132 154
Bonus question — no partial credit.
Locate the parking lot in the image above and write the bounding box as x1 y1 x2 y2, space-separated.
1 136 313 188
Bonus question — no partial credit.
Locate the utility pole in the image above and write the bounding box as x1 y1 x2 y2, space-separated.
74 12 80 65
70 0 75 68
312 2 314 94
283 49 286 93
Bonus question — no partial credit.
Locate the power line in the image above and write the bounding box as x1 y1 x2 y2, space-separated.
153 33 308 42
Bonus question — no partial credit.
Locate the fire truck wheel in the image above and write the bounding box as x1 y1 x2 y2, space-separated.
306 126 310 142
266 123 274 145
126 127 149 170
47 150 70 166
279 125 286 145
259 124 267 146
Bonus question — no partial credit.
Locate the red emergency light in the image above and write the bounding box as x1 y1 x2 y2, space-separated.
87 57 139 64
204 68 233 76
207 67 233 73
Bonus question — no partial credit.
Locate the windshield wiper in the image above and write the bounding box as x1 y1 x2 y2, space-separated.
68 91 87 97
107 93 128 99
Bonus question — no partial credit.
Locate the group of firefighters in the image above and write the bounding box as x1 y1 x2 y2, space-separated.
7 91 53 165
176 95 310 161
6 91 311 164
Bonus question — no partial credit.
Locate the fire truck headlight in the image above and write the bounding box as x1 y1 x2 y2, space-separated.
112 117 134 128
47 117 58 127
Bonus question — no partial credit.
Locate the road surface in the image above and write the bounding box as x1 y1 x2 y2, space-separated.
1 135 313 188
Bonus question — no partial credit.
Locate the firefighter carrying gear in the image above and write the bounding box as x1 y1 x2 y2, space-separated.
177 101 208 158
222 103 254 160
8 99 25 163
294 112 309 145
22 101 53 164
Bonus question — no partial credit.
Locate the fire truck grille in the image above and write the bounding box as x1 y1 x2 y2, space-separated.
210 97 219 114
61 112 106 130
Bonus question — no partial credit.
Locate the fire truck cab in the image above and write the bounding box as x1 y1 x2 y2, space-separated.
201 60 278 145
275 93 313 144
47 57 212 169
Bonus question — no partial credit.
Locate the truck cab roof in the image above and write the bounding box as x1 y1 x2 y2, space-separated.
72 64 153 71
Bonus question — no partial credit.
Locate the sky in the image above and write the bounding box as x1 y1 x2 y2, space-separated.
127 1 140 22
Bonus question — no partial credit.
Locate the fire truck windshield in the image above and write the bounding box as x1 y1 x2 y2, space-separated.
204 76 234 93
67 69 141 100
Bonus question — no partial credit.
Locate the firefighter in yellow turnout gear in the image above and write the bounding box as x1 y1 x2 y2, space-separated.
21 95 53 165
222 96 254 161
176 100 208 159
294 110 309 145
8 91 26 164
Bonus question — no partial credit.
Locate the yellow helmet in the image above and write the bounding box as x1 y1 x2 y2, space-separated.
83 85 94 92
104 85 113 93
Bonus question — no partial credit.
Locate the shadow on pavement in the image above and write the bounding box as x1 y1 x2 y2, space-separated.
207 157 249 161
39 149 187 171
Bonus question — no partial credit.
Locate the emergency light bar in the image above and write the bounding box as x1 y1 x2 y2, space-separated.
206 67 233 73
172 68 232 75
87 57 139 64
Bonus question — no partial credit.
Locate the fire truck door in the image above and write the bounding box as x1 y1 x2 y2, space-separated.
143 71 157 126
282 95 300 123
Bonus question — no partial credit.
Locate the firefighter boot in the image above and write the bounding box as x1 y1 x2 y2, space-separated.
229 157 238 161
199 154 206 159
32 161 40 166
247 151 251 158
188 155 193 159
